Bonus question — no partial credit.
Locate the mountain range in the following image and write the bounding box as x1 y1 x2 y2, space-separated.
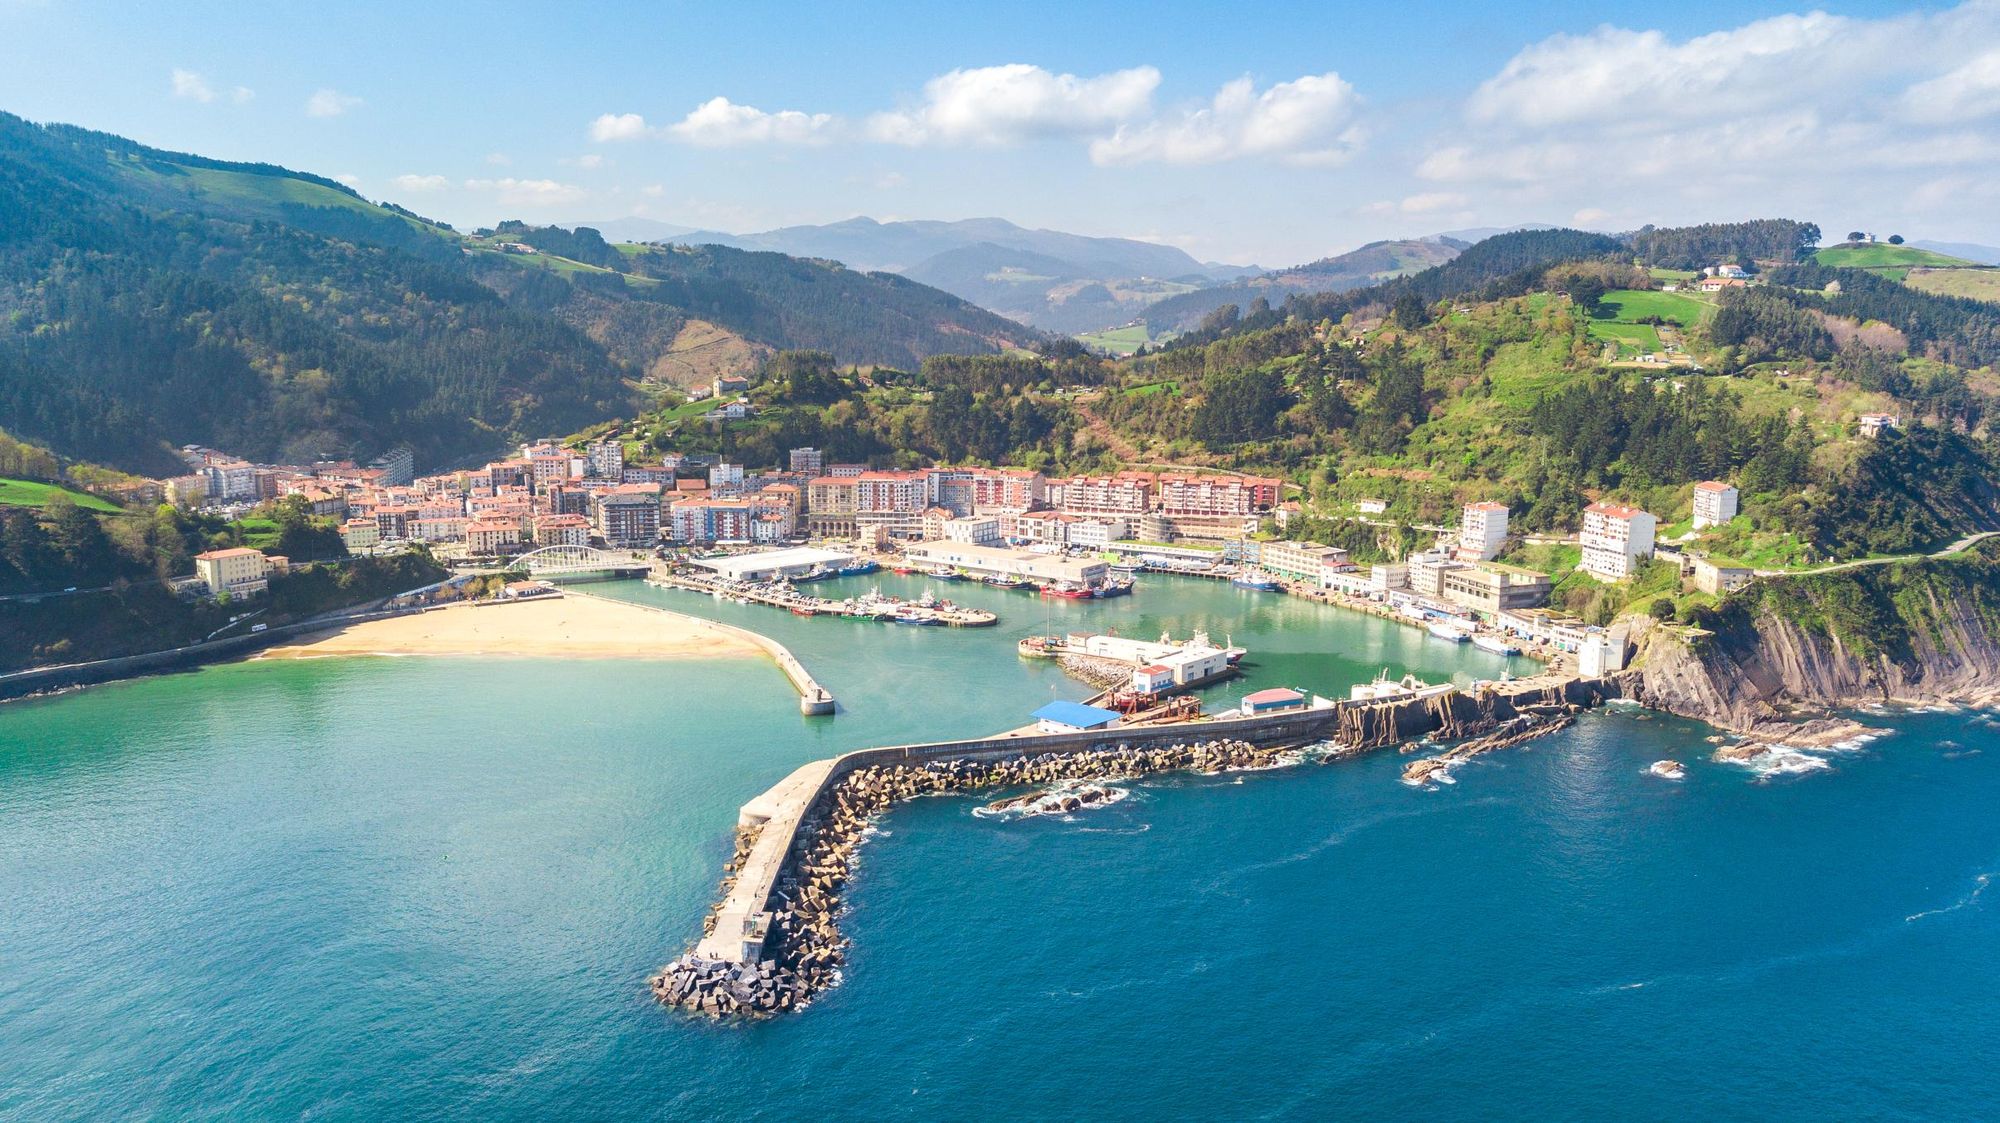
577 215 1259 335
0 113 1038 474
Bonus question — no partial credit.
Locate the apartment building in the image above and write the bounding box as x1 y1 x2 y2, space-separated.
585 439 625 480
1458 502 1509 561
1260 540 1349 583
194 547 271 597
1052 472 1153 518
592 483 663 548
534 514 591 548
1580 502 1658 580
1691 481 1739 529
466 519 523 555
788 447 826 476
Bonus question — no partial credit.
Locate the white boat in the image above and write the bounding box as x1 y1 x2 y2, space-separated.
1427 621 1470 643
1472 634 1522 656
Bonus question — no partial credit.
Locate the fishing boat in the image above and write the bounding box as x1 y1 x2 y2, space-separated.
1042 582 1093 599
1472 634 1522 656
891 610 942 626
891 565 914 575
1094 578 1134 598
1427 620 1470 643
925 565 963 580
1231 571 1281 591
1109 561 1143 576
984 574 1031 589
792 565 834 583
836 560 879 577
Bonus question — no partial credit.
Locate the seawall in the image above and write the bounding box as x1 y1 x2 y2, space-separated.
0 604 429 703
679 671 1617 973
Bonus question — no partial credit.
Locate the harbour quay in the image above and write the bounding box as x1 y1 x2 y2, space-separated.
900 542 1108 588
685 546 855 583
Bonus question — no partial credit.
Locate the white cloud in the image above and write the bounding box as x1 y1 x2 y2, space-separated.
171 69 215 102
391 173 450 192
484 152 512 166
1415 0 2000 232
333 173 361 188
464 177 587 207
305 88 361 118
172 69 254 105
1465 13 1851 129
641 183 666 197
666 96 837 146
1091 72 1362 166
1902 48 2000 123
589 112 651 142
867 63 1159 146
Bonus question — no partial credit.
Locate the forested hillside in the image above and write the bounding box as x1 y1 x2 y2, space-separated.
0 113 1039 474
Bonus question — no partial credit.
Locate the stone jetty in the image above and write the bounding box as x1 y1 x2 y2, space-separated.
1401 707 1579 785
650 738 1283 1019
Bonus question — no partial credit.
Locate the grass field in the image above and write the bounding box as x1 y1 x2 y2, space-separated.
1815 244 1975 271
1903 267 2000 305
0 478 123 512
1596 289 1707 325
1077 324 1158 356
234 515 281 550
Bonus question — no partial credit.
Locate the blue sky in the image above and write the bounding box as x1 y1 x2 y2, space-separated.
3 0 1996 264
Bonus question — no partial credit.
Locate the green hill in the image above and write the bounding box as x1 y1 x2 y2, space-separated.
0 112 1041 474
1815 243 1975 280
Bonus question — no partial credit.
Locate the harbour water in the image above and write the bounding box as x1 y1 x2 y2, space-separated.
2 576 1996 1119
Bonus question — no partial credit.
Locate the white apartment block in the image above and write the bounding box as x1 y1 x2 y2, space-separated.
1691 481 1739 529
1580 502 1658 580
1458 502 1509 561
585 439 625 480
194 547 271 597
942 516 1002 546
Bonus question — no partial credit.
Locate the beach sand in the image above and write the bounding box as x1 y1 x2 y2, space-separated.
261 595 761 660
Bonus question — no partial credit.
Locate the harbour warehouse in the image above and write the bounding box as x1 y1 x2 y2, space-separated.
900 542 1109 588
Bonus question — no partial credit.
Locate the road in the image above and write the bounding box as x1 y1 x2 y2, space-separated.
1757 530 2000 577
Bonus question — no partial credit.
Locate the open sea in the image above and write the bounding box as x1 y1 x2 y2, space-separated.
2 575 1996 1120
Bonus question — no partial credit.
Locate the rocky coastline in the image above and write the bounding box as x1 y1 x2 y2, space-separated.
1624 545 2000 736
651 738 1292 1019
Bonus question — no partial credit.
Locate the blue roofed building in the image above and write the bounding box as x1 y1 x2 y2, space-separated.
1030 700 1123 734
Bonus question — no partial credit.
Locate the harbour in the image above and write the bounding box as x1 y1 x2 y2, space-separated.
3 572 1996 1119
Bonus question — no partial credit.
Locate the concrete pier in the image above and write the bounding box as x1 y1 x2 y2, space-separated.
563 589 835 716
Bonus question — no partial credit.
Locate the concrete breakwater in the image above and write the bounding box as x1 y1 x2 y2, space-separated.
650 739 1289 1019
651 671 1623 1020
563 589 835 715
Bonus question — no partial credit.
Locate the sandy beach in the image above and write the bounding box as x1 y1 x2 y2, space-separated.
261 595 763 660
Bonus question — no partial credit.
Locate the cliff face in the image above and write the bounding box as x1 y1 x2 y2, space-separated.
1628 543 2000 730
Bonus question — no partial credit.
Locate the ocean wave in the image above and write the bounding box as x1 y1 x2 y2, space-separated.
972 778 1130 821
1906 871 1995 923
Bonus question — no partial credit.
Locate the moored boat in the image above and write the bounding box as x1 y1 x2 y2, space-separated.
1094 578 1134 597
1472 634 1522 656
1427 621 1470 642
1231 571 1280 591
984 574 1030 589
836 560 879 577
925 565 963 580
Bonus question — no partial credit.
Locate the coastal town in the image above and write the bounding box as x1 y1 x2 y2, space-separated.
117 407 1772 681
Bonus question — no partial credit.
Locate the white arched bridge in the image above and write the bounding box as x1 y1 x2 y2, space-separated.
513 545 651 581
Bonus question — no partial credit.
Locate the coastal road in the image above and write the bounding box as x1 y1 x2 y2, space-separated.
1757 529 2000 577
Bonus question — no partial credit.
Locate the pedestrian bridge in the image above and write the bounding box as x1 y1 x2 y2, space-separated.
513 545 649 581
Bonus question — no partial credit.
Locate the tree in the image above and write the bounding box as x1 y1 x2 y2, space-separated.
1887 234 1905 245
1567 275 1607 312
43 495 117 586
1648 597 1678 620
1846 231 1865 243
1390 292 1431 330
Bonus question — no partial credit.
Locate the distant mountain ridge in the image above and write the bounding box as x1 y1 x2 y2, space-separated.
567 215 1251 334
0 113 1039 473
1139 238 1467 333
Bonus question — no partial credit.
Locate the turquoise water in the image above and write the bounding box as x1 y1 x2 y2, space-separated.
2 576 1996 1119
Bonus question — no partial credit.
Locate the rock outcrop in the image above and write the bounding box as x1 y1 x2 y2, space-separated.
1625 544 2000 732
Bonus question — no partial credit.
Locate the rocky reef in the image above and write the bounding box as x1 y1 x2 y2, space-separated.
652 738 1290 1020
1338 679 1607 752
1626 542 2000 734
